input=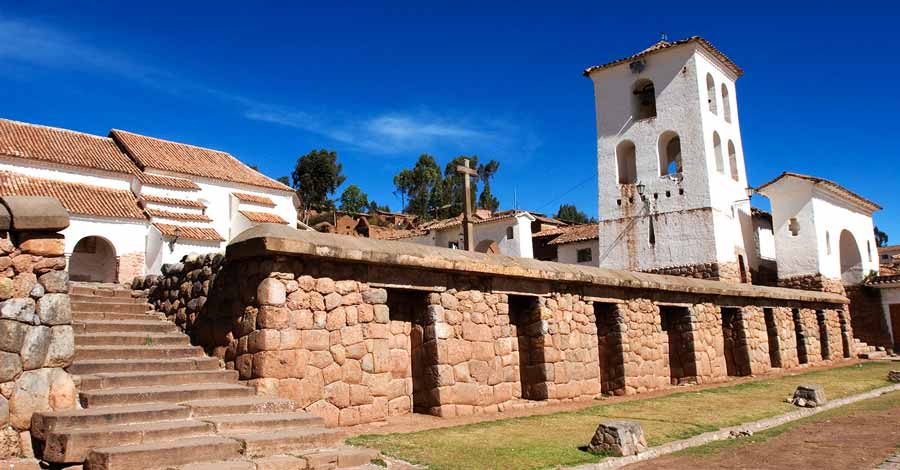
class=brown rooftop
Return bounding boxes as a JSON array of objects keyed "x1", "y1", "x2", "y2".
[
  {"x1": 141, "y1": 195, "x2": 206, "y2": 209},
  {"x1": 110, "y1": 129, "x2": 292, "y2": 192},
  {"x1": 547, "y1": 224, "x2": 600, "y2": 245},
  {"x1": 239, "y1": 210, "x2": 288, "y2": 225},
  {"x1": 153, "y1": 223, "x2": 224, "y2": 242},
  {"x1": 0, "y1": 118, "x2": 140, "y2": 176},
  {"x1": 138, "y1": 173, "x2": 201, "y2": 190},
  {"x1": 146, "y1": 208, "x2": 213, "y2": 222},
  {"x1": 583, "y1": 36, "x2": 743, "y2": 78},
  {"x1": 0, "y1": 170, "x2": 145, "y2": 220},
  {"x1": 233, "y1": 192, "x2": 277, "y2": 207}
]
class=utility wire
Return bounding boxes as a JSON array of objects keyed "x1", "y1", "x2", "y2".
[{"x1": 534, "y1": 173, "x2": 598, "y2": 213}]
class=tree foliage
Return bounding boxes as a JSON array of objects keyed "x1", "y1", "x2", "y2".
[
  {"x1": 291, "y1": 149, "x2": 346, "y2": 213},
  {"x1": 478, "y1": 160, "x2": 500, "y2": 212},
  {"x1": 339, "y1": 184, "x2": 369, "y2": 215},
  {"x1": 875, "y1": 226, "x2": 889, "y2": 247},
  {"x1": 393, "y1": 155, "x2": 501, "y2": 220},
  {"x1": 556, "y1": 204, "x2": 595, "y2": 224},
  {"x1": 393, "y1": 155, "x2": 443, "y2": 219},
  {"x1": 276, "y1": 175, "x2": 290, "y2": 186}
]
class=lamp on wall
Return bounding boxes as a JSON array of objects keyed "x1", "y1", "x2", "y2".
[
  {"x1": 169, "y1": 227, "x2": 182, "y2": 252},
  {"x1": 635, "y1": 181, "x2": 646, "y2": 196}
]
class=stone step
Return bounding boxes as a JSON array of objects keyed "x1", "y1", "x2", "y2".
[
  {"x1": 79, "y1": 383, "x2": 256, "y2": 408},
  {"x1": 302, "y1": 446, "x2": 381, "y2": 470},
  {"x1": 69, "y1": 357, "x2": 220, "y2": 375},
  {"x1": 201, "y1": 411, "x2": 324, "y2": 433},
  {"x1": 70, "y1": 295, "x2": 148, "y2": 304},
  {"x1": 75, "y1": 332, "x2": 189, "y2": 347},
  {"x1": 859, "y1": 350, "x2": 888, "y2": 359},
  {"x1": 179, "y1": 461, "x2": 255, "y2": 470},
  {"x1": 85, "y1": 436, "x2": 243, "y2": 470},
  {"x1": 74, "y1": 320, "x2": 178, "y2": 334},
  {"x1": 229, "y1": 428, "x2": 345, "y2": 458},
  {"x1": 182, "y1": 396, "x2": 296, "y2": 417},
  {"x1": 74, "y1": 345, "x2": 204, "y2": 361},
  {"x1": 79, "y1": 370, "x2": 239, "y2": 391},
  {"x1": 32, "y1": 403, "x2": 191, "y2": 440},
  {"x1": 72, "y1": 302, "x2": 150, "y2": 314},
  {"x1": 69, "y1": 286, "x2": 135, "y2": 298},
  {"x1": 74, "y1": 311, "x2": 160, "y2": 321},
  {"x1": 43, "y1": 419, "x2": 214, "y2": 463}
]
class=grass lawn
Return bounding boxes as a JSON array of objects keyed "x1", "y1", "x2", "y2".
[{"x1": 348, "y1": 362, "x2": 897, "y2": 470}]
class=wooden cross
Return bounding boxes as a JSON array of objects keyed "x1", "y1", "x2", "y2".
[{"x1": 455, "y1": 158, "x2": 478, "y2": 251}]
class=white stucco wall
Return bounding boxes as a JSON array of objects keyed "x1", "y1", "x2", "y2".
[
  {"x1": 557, "y1": 239, "x2": 600, "y2": 266},
  {"x1": 589, "y1": 43, "x2": 747, "y2": 271},
  {"x1": 0, "y1": 156, "x2": 134, "y2": 191},
  {"x1": 410, "y1": 215, "x2": 535, "y2": 258}
]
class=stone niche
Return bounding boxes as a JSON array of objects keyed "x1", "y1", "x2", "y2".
[
  {"x1": 133, "y1": 227, "x2": 854, "y2": 426},
  {"x1": 0, "y1": 197, "x2": 76, "y2": 459}
]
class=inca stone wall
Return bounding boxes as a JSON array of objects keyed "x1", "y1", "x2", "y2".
[
  {"x1": 779, "y1": 274, "x2": 846, "y2": 296},
  {"x1": 0, "y1": 198, "x2": 75, "y2": 459},
  {"x1": 132, "y1": 226, "x2": 857, "y2": 426}
]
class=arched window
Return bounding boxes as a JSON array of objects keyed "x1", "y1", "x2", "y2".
[
  {"x1": 713, "y1": 132, "x2": 724, "y2": 173},
  {"x1": 658, "y1": 131, "x2": 682, "y2": 176},
  {"x1": 721, "y1": 84, "x2": 732, "y2": 123},
  {"x1": 632, "y1": 79, "x2": 657, "y2": 120},
  {"x1": 706, "y1": 74, "x2": 717, "y2": 114},
  {"x1": 728, "y1": 140, "x2": 739, "y2": 181},
  {"x1": 616, "y1": 140, "x2": 637, "y2": 184}
]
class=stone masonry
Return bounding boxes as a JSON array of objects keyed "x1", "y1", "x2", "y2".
[
  {"x1": 132, "y1": 225, "x2": 856, "y2": 426},
  {"x1": 0, "y1": 197, "x2": 75, "y2": 459}
]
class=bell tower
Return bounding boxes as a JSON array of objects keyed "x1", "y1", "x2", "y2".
[{"x1": 584, "y1": 37, "x2": 753, "y2": 283}]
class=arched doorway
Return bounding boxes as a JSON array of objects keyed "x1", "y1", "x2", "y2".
[
  {"x1": 69, "y1": 236, "x2": 118, "y2": 283},
  {"x1": 475, "y1": 239, "x2": 499, "y2": 254},
  {"x1": 838, "y1": 230, "x2": 863, "y2": 285}
]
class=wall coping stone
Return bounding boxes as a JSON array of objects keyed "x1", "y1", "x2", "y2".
[
  {"x1": 227, "y1": 224, "x2": 848, "y2": 305},
  {"x1": 0, "y1": 197, "x2": 69, "y2": 232}
]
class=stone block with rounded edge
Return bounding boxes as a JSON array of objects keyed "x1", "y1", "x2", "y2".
[
  {"x1": 792, "y1": 384, "x2": 826, "y2": 408},
  {"x1": 0, "y1": 197, "x2": 69, "y2": 232},
  {"x1": 257, "y1": 278, "x2": 286, "y2": 305},
  {"x1": 887, "y1": 370, "x2": 900, "y2": 383},
  {"x1": 588, "y1": 420, "x2": 647, "y2": 456}
]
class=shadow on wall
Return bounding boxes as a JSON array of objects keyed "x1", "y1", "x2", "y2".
[{"x1": 69, "y1": 236, "x2": 117, "y2": 283}]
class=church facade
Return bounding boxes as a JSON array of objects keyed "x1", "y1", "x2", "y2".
[{"x1": 0, "y1": 119, "x2": 298, "y2": 284}]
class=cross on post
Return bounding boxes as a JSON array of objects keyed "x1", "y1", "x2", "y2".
[{"x1": 455, "y1": 158, "x2": 478, "y2": 251}]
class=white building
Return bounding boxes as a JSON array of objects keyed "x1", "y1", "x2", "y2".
[
  {"x1": 585, "y1": 36, "x2": 753, "y2": 283},
  {"x1": 547, "y1": 224, "x2": 600, "y2": 266},
  {"x1": 0, "y1": 118, "x2": 298, "y2": 284},
  {"x1": 756, "y1": 172, "x2": 881, "y2": 292},
  {"x1": 399, "y1": 211, "x2": 536, "y2": 258}
]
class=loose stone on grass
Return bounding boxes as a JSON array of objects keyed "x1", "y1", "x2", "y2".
[
  {"x1": 792, "y1": 384, "x2": 827, "y2": 408},
  {"x1": 588, "y1": 419, "x2": 647, "y2": 457}
]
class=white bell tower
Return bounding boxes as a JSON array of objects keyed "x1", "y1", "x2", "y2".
[{"x1": 584, "y1": 37, "x2": 753, "y2": 283}]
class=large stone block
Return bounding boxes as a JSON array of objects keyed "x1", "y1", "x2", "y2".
[
  {"x1": 36, "y1": 294, "x2": 70, "y2": 326},
  {"x1": 257, "y1": 278, "x2": 286, "y2": 306},
  {"x1": 0, "y1": 299, "x2": 35, "y2": 324},
  {"x1": 588, "y1": 420, "x2": 647, "y2": 457},
  {"x1": 19, "y1": 326, "x2": 49, "y2": 370},
  {"x1": 1, "y1": 197, "x2": 69, "y2": 232},
  {"x1": 792, "y1": 384, "x2": 826, "y2": 408},
  {"x1": 44, "y1": 326, "x2": 74, "y2": 368},
  {"x1": 0, "y1": 320, "x2": 27, "y2": 353},
  {"x1": 0, "y1": 351, "x2": 22, "y2": 382},
  {"x1": 18, "y1": 234, "x2": 64, "y2": 257}
]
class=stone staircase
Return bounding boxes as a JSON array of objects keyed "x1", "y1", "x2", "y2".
[
  {"x1": 32, "y1": 283, "x2": 379, "y2": 470},
  {"x1": 854, "y1": 338, "x2": 890, "y2": 360}
]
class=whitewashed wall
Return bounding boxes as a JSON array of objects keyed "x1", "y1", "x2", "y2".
[
  {"x1": 557, "y1": 239, "x2": 600, "y2": 266},
  {"x1": 0, "y1": 157, "x2": 134, "y2": 191}
]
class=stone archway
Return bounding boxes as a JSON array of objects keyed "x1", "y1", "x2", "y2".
[
  {"x1": 838, "y1": 230, "x2": 864, "y2": 285},
  {"x1": 475, "y1": 239, "x2": 499, "y2": 254},
  {"x1": 69, "y1": 236, "x2": 118, "y2": 283}
]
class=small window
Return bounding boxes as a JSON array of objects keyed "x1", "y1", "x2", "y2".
[
  {"x1": 728, "y1": 140, "x2": 739, "y2": 181},
  {"x1": 616, "y1": 140, "x2": 637, "y2": 184},
  {"x1": 721, "y1": 84, "x2": 732, "y2": 123},
  {"x1": 577, "y1": 248, "x2": 592, "y2": 263},
  {"x1": 788, "y1": 218, "x2": 800, "y2": 236},
  {"x1": 706, "y1": 74, "x2": 717, "y2": 114},
  {"x1": 506, "y1": 226, "x2": 515, "y2": 240},
  {"x1": 826, "y1": 231, "x2": 832, "y2": 255},
  {"x1": 658, "y1": 131, "x2": 682, "y2": 176},
  {"x1": 632, "y1": 79, "x2": 657, "y2": 120},
  {"x1": 713, "y1": 132, "x2": 724, "y2": 173}
]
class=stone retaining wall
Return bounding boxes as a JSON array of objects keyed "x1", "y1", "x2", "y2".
[
  {"x1": 132, "y1": 225, "x2": 857, "y2": 426},
  {"x1": 0, "y1": 197, "x2": 75, "y2": 459}
]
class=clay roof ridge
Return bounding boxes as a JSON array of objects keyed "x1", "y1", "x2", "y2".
[
  {"x1": 583, "y1": 36, "x2": 743, "y2": 78},
  {"x1": 1, "y1": 118, "x2": 112, "y2": 142},
  {"x1": 756, "y1": 171, "x2": 882, "y2": 212}
]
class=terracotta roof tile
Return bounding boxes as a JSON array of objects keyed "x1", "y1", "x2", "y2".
[
  {"x1": 0, "y1": 118, "x2": 140, "y2": 175},
  {"x1": 141, "y1": 195, "x2": 206, "y2": 209},
  {"x1": 111, "y1": 129, "x2": 292, "y2": 192},
  {"x1": 0, "y1": 170, "x2": 145, "y2": 220},
  {"x1": 583, "y1": 36, "x2": 743, "y2": 78},
  {"x1": 153, "y1": 223, "x2": 224, "y2": 242},
  {"x1": 422, "y1": 212, "x2": 528, "y2": 232},
  {"x1": 239, "y1": 210, "x2": 288, "y2": 225},
  {"x1": 547, "y1": 224, "x2": 599, "y2": 245},
  {"x1": 146, "y1": 208, "x2": 212, "y2": 222},
  {"x1": 138, "y1": 173, "x2": 200, "y2": 190},
  {"x1": 233, "y1": 192, "x2": 276, "y2": 207},
  {"x1": 756, "y1": 172, "x2": 881, "y2": 213}
]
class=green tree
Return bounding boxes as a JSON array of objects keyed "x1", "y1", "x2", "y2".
[
  {"x1": 393, "y1": 155, "x2": 443, "y2": 219},
  {"x1": 339, "y1": 185, "x2": 369, "y2": 215},
  {"x1": 875, "y1": 226, "x2": 889, "y2": 247},
  {"x1": 477, "y1": 160, "x2": 500, "y2": 212},
  {"x1": 276, "y1": 175, "x2": 290, "y2": 186},
  {"x1": 291, "y1": 149, "x2": 346, "y2": 215},
  {"x1": 556, "y1": 204, "x2": 595, "y2": 224},
  {"x1": 443, "y1": 156, "x2": 480, "y2": 217},
  {"x1": 366, "y1": 201, "x2": 391, "y2": 214}
]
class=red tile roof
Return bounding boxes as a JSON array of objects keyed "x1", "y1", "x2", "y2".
[
  {"x1": 153, "y1": 223, "x2": 224, "y2": 242},
  {"x1": 111, "y1": 130, "x2": 292, "y2": 192},
  {"x1": 0, "y1": 118, "x2": 140, "y2": 175},
  {"x1": 0, "y1": 170, "x2": 145, "y2": 220},
  {"x1": 239, "y1": 210, "x2": 288, "y2": 225},
  {"x1": 756, "y1": 172, "x2": 881, "y2": 213},
  {"x1": 138, "y1": 172, "x2": 201, "y2": 190},
  {"x1": 583, "y1": 36, "x2": 743, "y2": 78},
  {"x1": 141, "y1": 195, "x2": 206, "y2": 209},
  {"x1": 146, "y1": 208, "x2": 212, "y2": 222},
  {"x1": 547, "y1": 224, "x2": 599, "y2": 245},
  {"x1": 233, "y1": 192, "x2": 276, "y2": 207}
]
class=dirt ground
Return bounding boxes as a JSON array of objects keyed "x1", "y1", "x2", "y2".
[{"x1": 624, "y1": 397, "x2": 900, "y2": 470}]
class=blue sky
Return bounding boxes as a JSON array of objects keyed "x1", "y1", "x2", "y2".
[{"x1": 1, "y1": 2, "x2": 898, "y2": 238}]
